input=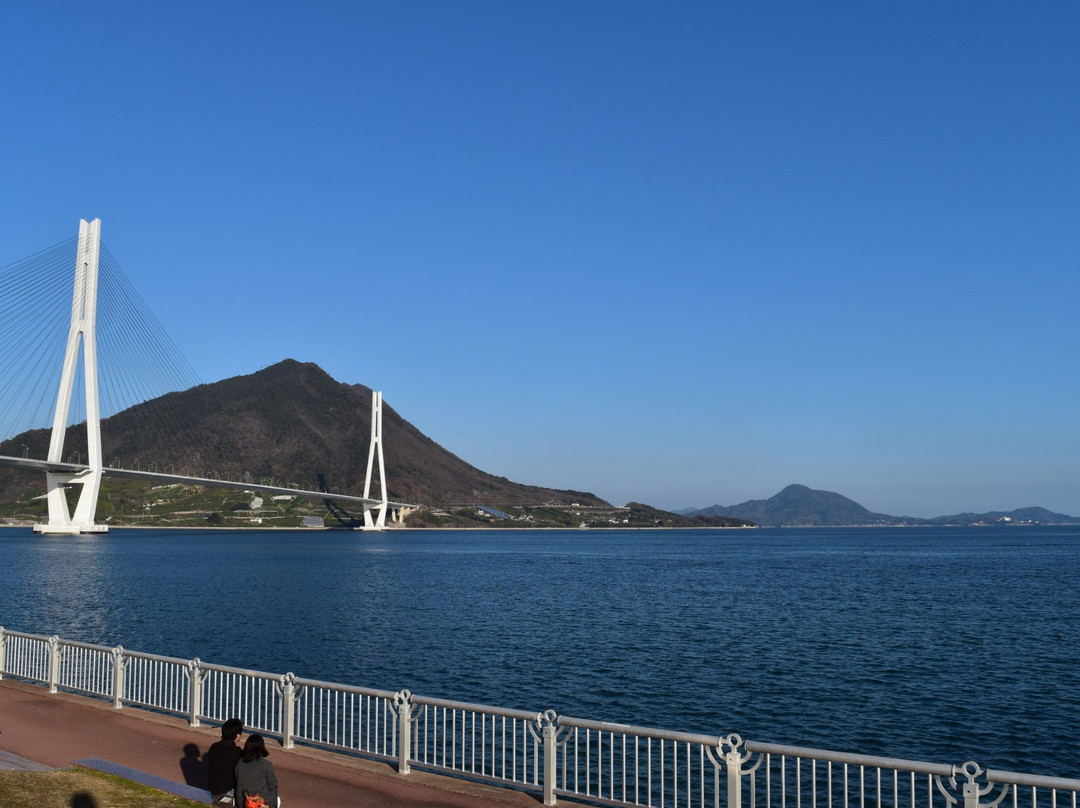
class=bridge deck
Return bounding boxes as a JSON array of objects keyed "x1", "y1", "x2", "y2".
[{"x1": 0, "y1": 455, "x2": 415, "y2": 509}]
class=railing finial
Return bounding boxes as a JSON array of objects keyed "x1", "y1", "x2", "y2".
[
  {"x1": 47, "y1": 635, "x2": 60, "y2": 693},
  {"x1": 529, "y1": 710, "x2": 569, "y2": 806},
  {"x1": 936, "y1": 760, "x2": 1011, "y2": 808}
]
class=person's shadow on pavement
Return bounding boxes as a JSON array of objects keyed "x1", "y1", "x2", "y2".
[{"x1": 180, "y1": 742, "x2": 209, "y2": 789}]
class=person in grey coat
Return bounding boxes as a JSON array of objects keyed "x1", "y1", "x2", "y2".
[{"x1": 234, "y1": 734, "x2": 278, "y2": 807}]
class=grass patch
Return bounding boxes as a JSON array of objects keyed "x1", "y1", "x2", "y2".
[{"x1": 0, "y1": 768, "x2": 207, "y2": 808}]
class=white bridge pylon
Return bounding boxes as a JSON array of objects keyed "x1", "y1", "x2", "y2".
[
  {"x1": 35, "y1": 219, "x2": 106, "y2": 534},
  {"x1": 363, "y1": 390, "x2": 387, "y2": 529},
  {"x1": 24, "y1": 218, "x2": 405, "y2": 534}
]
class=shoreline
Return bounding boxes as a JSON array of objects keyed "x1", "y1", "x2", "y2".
[
  {"x1": 2, "y1": 522, "x2": 1063, "y2": 533},
  {"x1": 0, "y1": 522, "x2": 758, "y2": 532}
]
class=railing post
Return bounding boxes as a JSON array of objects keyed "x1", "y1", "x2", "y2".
[
  {"x1": 528, "y1": 710, "x2": 570, "y2": 806},
  {"x1": 708, "y1": 734, "x2": 757, "y2": 808},
  {"x1": 964, "y1": 775, "x2": 981, "y2": 808},
  {"x1": 281, "y1": 673, "x2": 296, "y2": 749},
  {"x1": 188, "y1": 658, "x2": 203, "y2": 727},
  {"x1": 540, "y1": 710, "x2": 560, "y2": 806},
  {"x1": 47, "y1": 635, "x2": 60, "y2": 693},
  {"x1": 111, "y1": 646, "x2": 126, "y2": 709},
  {"x1": 393, "y1": 689, "x2": 413, "y2": 774},
  {"x1": 0, "y1": 626, "x2": 6, "y2": 679},
  {"x1": 726, "y1": 738, "x2": 743, "y2": 808}
]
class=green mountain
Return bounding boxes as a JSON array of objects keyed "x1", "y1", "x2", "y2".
[{"x1": 696, "y1": 484, "x2": 908, "y2": 527}]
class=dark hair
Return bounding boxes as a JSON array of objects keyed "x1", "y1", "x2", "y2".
[
  {"x1": 241, "y1": 733, "x2": 269, "y2": 762},
  {"x1": 222, "y1": 718, "x2": 244, "y2": 741}
]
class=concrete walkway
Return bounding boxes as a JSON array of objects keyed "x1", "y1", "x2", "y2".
[{"x1": 0, "y1": 679, "x2": 541, "y2": 807}]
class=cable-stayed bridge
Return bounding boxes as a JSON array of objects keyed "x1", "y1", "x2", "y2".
[{"x1": 0, "y1": 219, "x2": 412, "y2": 533}]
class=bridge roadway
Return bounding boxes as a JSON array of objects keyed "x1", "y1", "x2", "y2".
[
  {"x1": 0, "y1": 455, "x2": 414, "y2": 511},
  {"x1": 0, "y1": 678, "x2": 535, "y2": 807}
]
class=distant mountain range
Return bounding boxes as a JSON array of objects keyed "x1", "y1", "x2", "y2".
[
  {"x1": 4, "y1": 362, "x2": 1072, "y2": 530},
  {"x1": 682, "y1": 483, "x2": 1080, "y2": 527},
  {"x1": 0, "y1": 359, "x2": 750, "y2": 527}
]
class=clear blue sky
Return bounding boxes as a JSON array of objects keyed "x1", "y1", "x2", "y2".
[{"x1": 2, "y1": 2, "x2": 1078, "y2": 517}]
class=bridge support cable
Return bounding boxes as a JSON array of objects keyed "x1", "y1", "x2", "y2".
[
  {"x1": 98, "y1": 244, "x2": 201, "y2": 413},
  {"x1": 0, "y1": 231, "x2": 207, "y2": 460},
  {"x1": 35, "y1": 219, "x2": 107, "y2": 534},
  {"x1": 0, "y1": 238, "x2": 81, "y2": 445},
  {"x1": 94, "y1": 243, "x2": 209, "y2": 468}
]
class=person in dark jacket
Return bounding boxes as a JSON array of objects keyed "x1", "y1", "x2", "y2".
[
  {"x1": 206, "y1": 718, "x2": 244, "y2": 805},
  {"x1": 235, "y1": 733, "x2": 278, "y2": 807}
]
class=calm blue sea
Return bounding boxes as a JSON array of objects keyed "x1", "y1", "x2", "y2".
[{"x1": 1, "y1": 526, "x2": 1078, "y2": 778}]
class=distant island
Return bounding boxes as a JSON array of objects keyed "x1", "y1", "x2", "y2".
[{"x1": 681, "y1": 483, "x2": 1080, "y2": 527}]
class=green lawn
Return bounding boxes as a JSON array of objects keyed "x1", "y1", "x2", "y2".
[{"x1": 0, "y1": 768, "x2": 207, "y2": 808}]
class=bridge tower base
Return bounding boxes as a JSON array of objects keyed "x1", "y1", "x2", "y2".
[{"x1": 34, "y1": 218, "x2": 107, "y2": 535}]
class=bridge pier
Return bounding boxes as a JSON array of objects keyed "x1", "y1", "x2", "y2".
[{"x1": 34, "y1": 469, "x2": 108, "y2": 534}]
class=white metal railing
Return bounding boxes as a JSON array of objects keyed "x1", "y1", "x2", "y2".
[
  {"x1": 1, "y1": 631, "x2": 52, "y2": 686},
  {"x1": 1, "y1": 626, "x2": 1078, "y2": 808},
  {"x1": 290, "y1": 676, "x2": 399, "y2": 762},
  {"x1": 554, "y1": 715, "x2": 727, "y2": 807},
  {"x1": 56, "y1": 639, "x2": 114, "y2": 699},
  {"x1": 198, "y1": 662, "x2": 286, "y2": 738},
  {"x1": 410, "y1": 694, "x2": 543, "y2": 787},
  {"x1": 742, "y1": 741, "x2": 956, "y2": 808},
  {"x1": 122, "y1": 648, "x2": 192, "y2": 716}
]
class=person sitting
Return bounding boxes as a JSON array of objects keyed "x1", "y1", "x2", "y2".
[
  {"x1": 206, "y1": 718, "x2": 244, "y2": 805},
  {"x1": 235, "y1": 733, "x2": 279, "y2": 807}
]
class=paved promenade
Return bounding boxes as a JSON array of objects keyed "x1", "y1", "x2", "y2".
[{"x1": 0, "y1": 679, "x2": 540, "y2": 807}]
